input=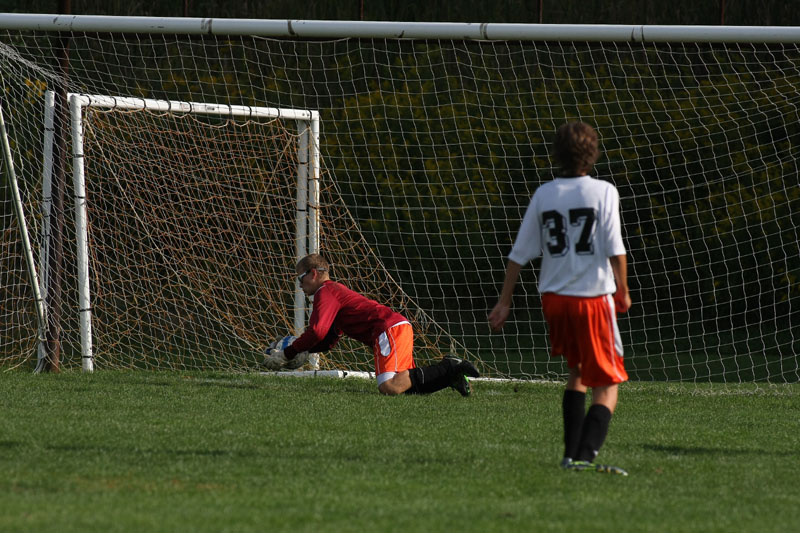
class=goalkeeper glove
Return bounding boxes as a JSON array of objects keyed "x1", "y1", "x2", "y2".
[
  {"x1": 262, "y1": 348, "x2": 288, "y2": 371},
  {"x1": 284, "y1": 351, "x2": 309, "y2": 370}
]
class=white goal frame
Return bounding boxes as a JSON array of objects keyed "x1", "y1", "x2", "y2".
[
  {"x1": 41, "y1": 92, "x2": 321, "y2": 372},
  {"x1": 3, "y1": 14, "x2": 800, "y2": 43},
  {"x1": 1, "y1": 14, "x2": 798, "y2": 381}
]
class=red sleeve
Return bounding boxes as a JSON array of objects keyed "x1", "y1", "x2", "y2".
[
  {"x1": 308, "y1": 327, "x2": 342, "y2": 353},
  {"x1": 285, "y1": 284, "x2": 340, "y2": 356}
]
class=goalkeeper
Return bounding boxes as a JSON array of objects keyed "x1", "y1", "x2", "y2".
[
  {"x1": 488, "y1": 121, "x2": 632, "y2": 475},
  {"x1": 263, "y1": 253, "x2": 479, "y2": 396}
]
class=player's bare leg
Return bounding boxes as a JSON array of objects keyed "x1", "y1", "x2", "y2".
[
  {"x1": 566, "y1": 365, "x2": 587, "y2": 393},
  {"x1": 377, "y1": 357, "x2": 479, "y2": 396},
  {"x1": 378, "y1": 371, "x2": 412, "y2": 395},
  {"x1": 591, "y1": 384, "x2": 618, "y2": 413}
]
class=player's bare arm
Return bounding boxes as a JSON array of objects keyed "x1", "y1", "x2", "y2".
[
  {"x1": 609, "y1": 254, "x2": 631, "y2": 313},
  {"x1": 488, "y1": 259, "x2": 523, "y2": 331}
]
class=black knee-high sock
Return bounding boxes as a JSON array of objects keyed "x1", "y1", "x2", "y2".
[
  {"x1": 575, "y1": 404, "x2": 612, "y2": 462},
  {"x1": 405, "y1": 362, "x2": 453, "y2": 395},
  {"x1": 562, "y1": 390, "x2": 586, "y2": 460}
]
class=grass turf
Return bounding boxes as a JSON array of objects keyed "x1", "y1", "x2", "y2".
[{"x1": 1, "y1": 371, "x2": 798, "y2": 532}]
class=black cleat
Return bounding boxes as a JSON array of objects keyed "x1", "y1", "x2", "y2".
[
  {"x1": 450, "y1": 373, "x2": 472, "y2": 397},
  {"x1": 442, "y1": 355, "x2": 480, "y2": 378}
]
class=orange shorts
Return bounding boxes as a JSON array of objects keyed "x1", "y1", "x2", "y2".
[
  {"x1": 541, "y1": 292, "x2": 628, "y2": 387},
  {"x1": 373, "y1": 322, "x2": 416, "y2": 386}
]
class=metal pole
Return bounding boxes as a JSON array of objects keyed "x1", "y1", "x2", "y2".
[
  {"x1": 41, "y1": 0, "x2": 72, "y2": 372},
  {"x1": 4, "y1": 15, "x2": 800, "y2": 43},
  {"x1": 308, "y1": 113, "x2": 320, "y2": 257},
  {"x1": 294, "y1": 121, "x2": 309, "y2": 338},
  {"x1": 0, "y1": 101, "x2": 48, "y2": 368},
  {"x1": 37, "y1": 91, "x2": 56, "y2": 371},
  {"x1": 68, "y1": 95, "x2": 94, "y2": 372}
]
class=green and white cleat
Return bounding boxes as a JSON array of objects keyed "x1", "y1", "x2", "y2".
[
  {"x1": 450, "y1": 374, "x2": 472, "y2": 397},
  {"x1": 564, "y1": 460, "x2": 628, "y2": 476},
  {"x1": 564, "y1": 460, "x2": 596, "y2": 472},
  {"x1": 594, "y1": 463, "x2": 629, "y2": 476}
]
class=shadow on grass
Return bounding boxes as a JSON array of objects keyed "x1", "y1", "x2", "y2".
[
  {"x1": 45, "y1": 443, "x2": 258, "y2": 458},
  {"x1": 120, "y1": 373, "x2": 376, "y2": 394},
  {"x1": 643, "y1": 444, "x2": 795, "y2": 457}
]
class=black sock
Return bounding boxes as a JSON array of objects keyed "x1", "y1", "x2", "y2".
[
  {"x1": 405, "y1": 362, "x2": 452, "y2": 395},
  {"x1": 575, "y1": 404, "x2": 612, "y2": 462},
  {"x1": 562, "y1": 389, "x2": 586, "y2": 460}
]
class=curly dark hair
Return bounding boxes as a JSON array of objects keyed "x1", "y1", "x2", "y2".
[{"x1": 552, "y1": 121, "x2": 600, "y2": 176}]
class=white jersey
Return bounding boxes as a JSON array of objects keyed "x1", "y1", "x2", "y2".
[{"x1": 508, "y1": 176, "x2": 626, "y2": 296}]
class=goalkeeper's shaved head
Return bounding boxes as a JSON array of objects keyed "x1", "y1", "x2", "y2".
[{"x1": 553, "y1": 121, "x2": 600, "y2": 177}]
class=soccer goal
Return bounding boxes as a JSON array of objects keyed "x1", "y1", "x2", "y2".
[
  {"x1": 42, "y1": 90, "x2": 453, "y2": 373},
  {"x1": 53, "y1": 93, "x2": 323, "y2": 371},
  {"x1": 0, "y1": 15, "x2": 798, "y2": 382}
]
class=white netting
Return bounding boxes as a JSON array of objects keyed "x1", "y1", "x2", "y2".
[
  {"x1": 65, "y1": 101, "x2": 454, "y2": 371},
  {"x1": 1, "y1": 26, "x2": 798, "y2": 380}
]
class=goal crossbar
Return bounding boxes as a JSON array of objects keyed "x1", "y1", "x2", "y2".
[
  {"x1": 1, "y1": 14, "x2": 800, "y2": 43},
  {"x1": 68, "y1": 94, "x2": 318, "y2": 122}
]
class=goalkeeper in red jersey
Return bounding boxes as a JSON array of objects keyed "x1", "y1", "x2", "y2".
[
  {"x1": 488, "y1": 121, "x2": 632, "y2": 475},
  {"x1": 263, "y1": 253, "x2": 479, "y2": 396}
]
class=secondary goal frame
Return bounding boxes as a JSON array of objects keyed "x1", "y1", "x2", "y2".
[{"x1": 43, "y1": 91, "x2": 321, "y2": 371}]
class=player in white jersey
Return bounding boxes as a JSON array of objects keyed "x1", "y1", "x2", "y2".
[{"x1": 488, "y1": 121, "x2": 632, "y2": 475}]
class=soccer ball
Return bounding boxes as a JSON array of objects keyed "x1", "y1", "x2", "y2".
[
  {"x1": 271, "y1": 335, "x2": 296, "y2": 352},
  {"x1": 265, "y1": 335, "x2": 308, "y2": 370}
]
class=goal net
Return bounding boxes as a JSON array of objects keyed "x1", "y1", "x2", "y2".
[
  {"x1": 56, "y1": 94, "x2": 452, "y2": 371},
  {"x1": 1, "y1": 17, "x2": 798, "y2": 381}
]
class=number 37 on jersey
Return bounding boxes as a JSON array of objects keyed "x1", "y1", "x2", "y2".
[{"x1": 542, "y1": 208, "x2": 597, "y2": 257}]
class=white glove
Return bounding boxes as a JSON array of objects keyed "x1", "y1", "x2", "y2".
[
  {"x1": 284, "y1": 350, "x2": 309, "y2": 370},
  {"x1": 262, "y1": 348, "x2": 288, "y2": 371}
]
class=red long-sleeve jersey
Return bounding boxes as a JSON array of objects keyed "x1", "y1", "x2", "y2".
[{"x1": 284, "y1": 280, "x2": 407, "y2": 357}]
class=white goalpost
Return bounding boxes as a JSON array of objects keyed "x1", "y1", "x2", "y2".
[
  {"x1": 42, "y1": 92, "x2": 322, "y2": 372},
  {"x1": 1, "y1": 15, "x2": 798, "y2": 382},
  {"x1": 0, "y1": 99, "x2": 47, "y2": 367},
  {"x1": 56, "y1": 93, "x2": 320, "y2": 372}
]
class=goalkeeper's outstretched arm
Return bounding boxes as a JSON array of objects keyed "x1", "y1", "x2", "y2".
[
  {"x1": 307, "y1": 328, "x2": 342, "y2": 354},
  {"x1": 284, "y1": 327, "x2": 340, "y2": 359}
]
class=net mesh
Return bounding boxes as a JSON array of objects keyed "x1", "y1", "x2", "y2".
[
  {"x1": 1, "y1": 29, "x2": 798, "y2": 381},
  {"x1": 75, "y1": 106, "x2": 450, "y2": 370}
]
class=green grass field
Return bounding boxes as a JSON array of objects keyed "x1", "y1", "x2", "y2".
[{"x1": 2, "y1": 371, "x2": 798, "y2": 532}]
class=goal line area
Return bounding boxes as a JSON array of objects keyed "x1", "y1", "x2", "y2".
[
  {"x1": 258, "y1": 370, "x2": 798, "y2": 397},
  {"x1": 0, "y1": 16, "x2": 798, "y2": 383}
]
